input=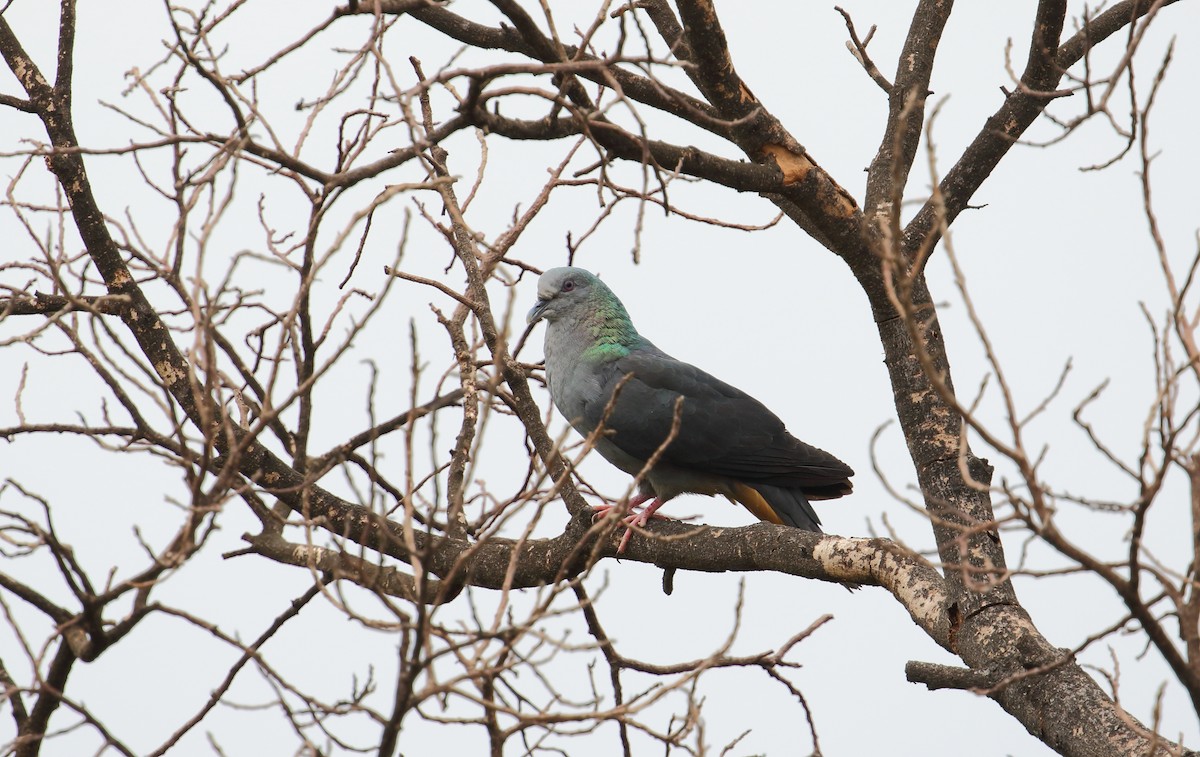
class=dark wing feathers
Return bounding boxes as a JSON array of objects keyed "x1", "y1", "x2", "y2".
[{"x1": 584, "y1": 349, "x2": 853, "y2": 494}]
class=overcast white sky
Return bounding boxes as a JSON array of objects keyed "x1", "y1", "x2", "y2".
[{"x1": 2, "y1": 2, "x2": 1199, "y2": 755}]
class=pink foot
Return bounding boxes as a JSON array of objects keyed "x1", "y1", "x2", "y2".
[
  {"x1": 592, "y1": 504, "x2": 672, "y2": 521},
  {"x1": 593, "y1": 496, "x2": 669, "y2": 553},
  {"x1": 591, "y1": 503, "x2": 623, "y2": 520},
  {"x1": 591, "y1": 491, "x2": 651, "y2": 522},
  {"x1": 616, "y1": 511, "x2": 648, "y2": 553}
]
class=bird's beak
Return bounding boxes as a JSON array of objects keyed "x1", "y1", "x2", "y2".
[{"x1": 527, "y1": 298, "x2": 549, "y2": 325}]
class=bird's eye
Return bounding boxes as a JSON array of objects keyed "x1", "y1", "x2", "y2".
[{"x1": 562, "y1": 280, "x2": 576, "y2": 292}]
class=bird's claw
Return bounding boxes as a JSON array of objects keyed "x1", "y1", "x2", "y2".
[{"x1": 591, "y1": 503, "x2": 668, "y2": 554}]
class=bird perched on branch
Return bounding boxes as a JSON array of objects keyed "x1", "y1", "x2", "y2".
[{"x1": 526, "y1": 266, "x2": 853, "y2": 553}]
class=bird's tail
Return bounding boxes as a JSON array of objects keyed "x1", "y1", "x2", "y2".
[{"x1": 729, "y1": 483, "x2": 822, "y2": 532}]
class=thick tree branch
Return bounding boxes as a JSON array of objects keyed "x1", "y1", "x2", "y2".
[
  {"x1": 673, "y1": 0, "x2": 861, "y2": 230},
  {"x1": 864, "y1": 0, "x2": 955, "y2": 214},
  {"x1": 0, "y1": 15, "x2": 209, "y2": 432},
  {"x1": 470, "y1": 109, "x2": 785, "y2": 193},
  {"x1": 0, "y1": 292, "x2": 132, "y2": 316},
  {"x1": 16, "y1": 643, "x2": 74, "y2": 757}
]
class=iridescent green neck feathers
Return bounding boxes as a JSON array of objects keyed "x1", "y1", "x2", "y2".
[{"x1": 580, "y1": 290, "x2": 638, "y2": 361}]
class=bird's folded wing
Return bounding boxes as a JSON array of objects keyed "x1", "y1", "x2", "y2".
[{"x1": 582, "y1": 350, "x2": 853, "y2": 489}]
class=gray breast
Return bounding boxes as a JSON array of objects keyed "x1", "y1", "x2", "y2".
[{"x1": 544, "y1": 322, "x2": 600, "y2": 430}]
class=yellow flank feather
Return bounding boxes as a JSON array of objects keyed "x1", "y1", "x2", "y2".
[{"x1": 726, "y1": 483, "x2": 783, "y2": 526}]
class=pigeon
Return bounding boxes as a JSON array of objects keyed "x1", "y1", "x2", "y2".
[{"x1": 526, "y1": 266, "x2": 853, "y2": 553}]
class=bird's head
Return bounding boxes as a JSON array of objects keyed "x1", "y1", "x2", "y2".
[{"x1": 526, "y1": 266, "x2": 605, "y2": 325}]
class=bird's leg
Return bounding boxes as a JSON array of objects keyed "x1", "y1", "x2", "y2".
[
  {"x1": 592, "y1": 491, "x2": 656, "y2": 521},
  {"x1": 593, "y1": 493, "x2": 673, "y2": 553},
  {"x1": 616, "y1": 497, "x2": 670, "y2": 553}
]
